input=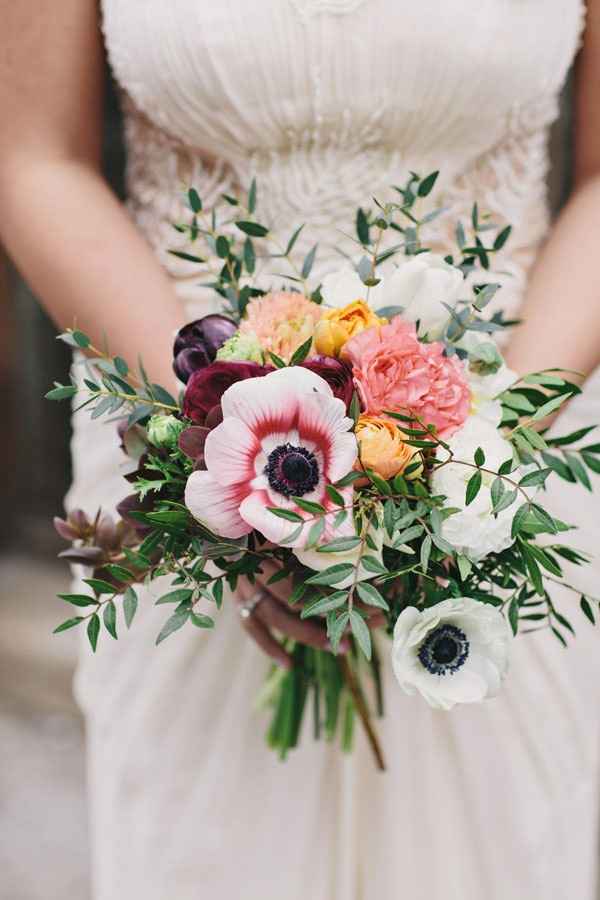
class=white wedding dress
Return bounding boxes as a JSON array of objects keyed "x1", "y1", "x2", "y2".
[{"x1": 67, "y1": 2, "x2": 600, "y2": 898}]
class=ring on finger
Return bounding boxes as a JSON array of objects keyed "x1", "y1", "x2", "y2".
[{"x1": 239, "y1": 589, "x2": 267, "y2": 620}]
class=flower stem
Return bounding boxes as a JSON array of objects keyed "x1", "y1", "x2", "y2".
[{"x1": 339, "y1": 654, "x2": 386, "y2": 771}]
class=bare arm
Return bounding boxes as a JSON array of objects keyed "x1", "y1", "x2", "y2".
[
  {"x1": 0, "y1": 0, "x2": 184, "y2": 388},
  {"x1": 505, "y1": 2, "x2": 600, "y2": 378}
]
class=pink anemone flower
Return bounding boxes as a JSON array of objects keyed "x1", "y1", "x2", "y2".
[{"x1": 184, "y1": 367, "x2": 358, "y2": 547}]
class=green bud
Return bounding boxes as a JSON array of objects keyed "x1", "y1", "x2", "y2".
[
  {"x1": 216, "y1": 331, "x2": 264, "y2": 364},
  {"x1": 147, "y1": 414, "x2": 185, "y2": 449},
  {"x1": 468, "y1": 341, "x2": 503, "y2": 375}
]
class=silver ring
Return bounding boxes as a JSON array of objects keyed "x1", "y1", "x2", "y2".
[{"x1": 239, "y1": 590, "x2": 266, "y2": 620}]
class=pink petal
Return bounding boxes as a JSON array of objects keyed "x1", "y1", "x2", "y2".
[
  {"x1": 296, "y1": 393, "x2": 356, "y2": 481},
  {"x1": 204, "y1": 417, "x2": 260, "y2": 486},
  {"x1": 239, "y1": 490, "x2": 307, "y2": 547},
  {"x1": 221, "y1": 367, "x2": 332, "y2": 439},
  {"x1": 185, "y1": 470, "x2": 251, "y2": 539}
]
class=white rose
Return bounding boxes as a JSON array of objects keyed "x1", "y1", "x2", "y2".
[
  {"x1": 431, "y1": 417, "x2": 520, "y2": 561},
  {"x1": 381, "y1": 253, "x2": 463, "y2": 338},
  {"x1": 391, "y1": 597, "x2": 511, "y2": 709},
  {"x1": 320, "y1": 267, "x2": 384, "y2": 310}
]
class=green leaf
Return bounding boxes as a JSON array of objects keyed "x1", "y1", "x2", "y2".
[
  {"x1": 356, "y1": 582, "x2": 389, "y2": 610},
  {"x1": 87, "y1": 614, "x2": 100, "y2": 652},
  {"x1": 243, "y1": 237, "x2": 256, "y2": 274},
  {"x1": 45, "y1": 385, "x2": 77, "y2": 401},
  {"x1": 103, "y1": 564, "x2": 133, "y2": 583},
  {"x1": 531, "y1": 394, "x2": 568, "y2": 421},
  {"x1": 564, "y1": 452, "x2": 592, "y2": 490},
  {"x1": 519, "y1": 542, "x2": 544, "y2": 596},
  {"x1": 58, "y1": 593, "x2": 99, "y2": 608},
  {"x1": 291, "y1": 497, "x2": 326, "y2": 514},
  {"x1": 235, "y1": 220, "x2": 269, "y2": 237},
  {"x1": 541, "y1": 451, "x2": 575, "y2": 482},
  {"x1": 457, "y1": 555, "x2": 472, "y2": 580},
  {"x1": 289, "y1": 336, "x2": 314, "y2": 366},
  {"x1": 493, "y1": 225, "x2": 512, "y2": 251},
  {"x1": 190, "y1": 612, "x2": 215, "y2": 629},
  {"x1": 349, "y1": 610, "x2": 372, "y2": 660},
  {"x1": 508, "y1": 596, "x2": 519, "y2": 635},
  {"x1": 511, "y1": 503, "x2": 531, "y2": 539},
  {"x1": 84, "y1": 578, "x2": 117, "y2": 596},
  {"x1": 103, "y1": 600, "x2": 118, "y2": 640},
  {"x1": 268, "y1": 352, "x2": 287, "y2": 369},
  {"x1": 316, "y1": 536, "x2": 362, "y2": 553},
  {"x1": 328, "y1": 611, "x2": 349, "y2": 654},
  {"x1": 266, "y1": 507, "x2": 304, "y2": 523},
  {"x1": 71, "y1": 329, "x2": 91, "y2": 348},
  {"x1": 156, "y1": 608, "x2": 190, "y2": 644},
  {"x1": 216, "y1": 235, "x2": 230, "y2": 258},
  {"x1": 301, "y1": 592, "x2": 348, "y2": 619},
  {"x1": 334, "y1": 470, "x2": 363, "y2": 487},
  {"x1": 188, "y1": 188, "x2": 202, "y2": 213},
  {"x1": 285, "y1": 224, "x2": 304, "y2": 255},
  {"x1": 305, "y1": 564, "x2": 355, "y2": 586},
  {"x1": 306, "y1": 518, "x2": 325, "y2": 547},
  {"x1": 361, "y1": 554, "x2": 388, "y2": 574},
  {"x1": 325, "y1": 484, "x2": 345, "y2": 506},
  {"x1": 519, "y1": 468, "x2": 552, "y2": 488},
  {"x1": 356, "y1": 207, "x2": 370, "y2": 244},
  {"x1": 582, "y1": 452, "x2": 600, "y2": 474},
  {"x1": 301, "y1": 244, "x2": 318, "y2": 279},
  {"x1": 420, "y1": 534, "x2": 432, "y2": 572},
  {"x1": 474, "y1": 447, "x2": 485, "y2": 467},
  {"x1": 465, "y1": 471, "x2": 482, "y2": 506},
  {"x1": 123, "y1": 587, "x2": 138, "y2": 629},
  {"x1": 580, "y1": 596, "x2": 596, "y2": 625},
  {"x1": 417, "y1": 170, "x2": 439, "y2": 197},
  {"x1": 213, "y1": 579, "x2": 224, "y2": 609},
  {"x1": 248, "y1": 177, "x2": 257, "y2": 214},
  {"x1": 155, "y1": 588, "x2": 194, "y2": 605},
  {"x1": 53, "y1": 616, "x2": 85, "y2": 634},
  {"x1": 168, "y1": 250, "x2": 206, "y2": 264}
]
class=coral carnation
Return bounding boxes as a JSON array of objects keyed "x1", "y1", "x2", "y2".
[
  {"x1": 239, "y1": 292, "x2": 323, "y2": 362},
  {"x1": 343, "y1": 318, "x2": 470, "y2": 438}
]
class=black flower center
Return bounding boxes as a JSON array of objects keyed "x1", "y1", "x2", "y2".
[
  {"x1": 265, "y1": 443, "x2": 320, "y2": 498},
  {"x1": 418, "y1": 624, "x2": 469, "y2": 676}
]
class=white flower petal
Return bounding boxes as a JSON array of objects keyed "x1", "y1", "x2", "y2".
[
  {"x1": 204, "y1": 417, "x2": 259, "y2": 486},
  {"x1": 321, "y1": 268, "x2": 385, "y2": 310},
  {"x1": 184, "y1": 470, "x2": 251, "y2": 539}
]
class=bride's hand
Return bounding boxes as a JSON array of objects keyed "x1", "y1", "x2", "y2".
[{"x1": 235, "y1": 561, "x2": 386, "y2": 669}]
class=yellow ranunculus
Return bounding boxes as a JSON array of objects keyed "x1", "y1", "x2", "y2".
[
  {"x1": 313, "y1": 300, "x2": 385, "y2": 357},
  {"x1": 355, "y1": 416, "x2": 422, "y2": 481}
]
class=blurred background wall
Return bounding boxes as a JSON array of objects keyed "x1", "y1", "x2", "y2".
[{"x1": 0, "y1": 72, "x2": 576, "y2": 899}]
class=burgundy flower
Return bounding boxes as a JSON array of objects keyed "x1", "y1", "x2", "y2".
[
  {"x1": 300, "y1": 355, "x2": 354, "y2": 408},
  {"x1": 173, "y1": 315, "x2": 237, "y2": 383},
  {"x1": 183, "y1": 361, "x2": 272, "y2": 425}
]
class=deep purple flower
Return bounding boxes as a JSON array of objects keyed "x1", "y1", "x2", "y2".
[
  {"x1": 182, "y1": 360, "x2": 272, "y2": 424},
  {"x1": 173, "y1": 314, "x2": 237, "y2": 383},
  {"x1": 300, "y1": 355, "x2": 354, "y2": 408}
]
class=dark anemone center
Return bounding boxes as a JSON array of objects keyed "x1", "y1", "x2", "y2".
[
  {"x1": 418, "y1": 624, "x2": 469, "y2": 677},
  {"x1": 265, "y1": 443, "x2": 320, "y2": 498}
]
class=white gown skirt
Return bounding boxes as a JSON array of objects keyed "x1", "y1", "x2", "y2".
[{"x1": 68, "y1": 355, "x2": 600, "y2": 900}]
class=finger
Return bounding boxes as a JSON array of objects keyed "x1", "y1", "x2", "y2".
[
  {"x1": 255, "y1": 562, "x2": 296, "y2": 606},
  {"x1": 241, "y1": 614, "x2": 293, "y2": 670},
  {"x1": 257, "y1": 595, "x2": 349, "y2": 652}
]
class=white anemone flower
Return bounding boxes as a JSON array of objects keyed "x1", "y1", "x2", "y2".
[
  {"x1": 184, "y1": 367, "x2": 358, "y2": 548},
  {"x1": 391, "y1": 597, "x2": 511, "y2": 709}
]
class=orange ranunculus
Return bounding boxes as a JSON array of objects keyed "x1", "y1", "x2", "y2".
[
  {"x1": 355, "y1": 415, "x2": 422, "y2": 481},
  {"x1": 313, "y1": 300, "x2": 385, "y2": 357}
]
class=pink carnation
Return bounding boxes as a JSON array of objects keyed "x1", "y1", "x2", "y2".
[
  {"x1": 240, "y1": 291, "x2": 322, "y2": 362},
  {"x1": 343, "y1": 318, "x2": 470, "y2": 437}
]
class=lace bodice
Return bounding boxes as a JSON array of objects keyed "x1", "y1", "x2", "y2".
[{"x1": 101, "y1": 0, "x2": 585, "y2": 319}]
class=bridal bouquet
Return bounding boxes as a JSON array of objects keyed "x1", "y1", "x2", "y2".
[{"x1": 49, "y1": 173, "x2": 599, "y2": 768}]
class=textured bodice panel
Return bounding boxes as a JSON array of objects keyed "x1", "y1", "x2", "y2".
[{"x1": 101, "y1": 0, "x2": 585, "y2": 317}]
